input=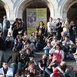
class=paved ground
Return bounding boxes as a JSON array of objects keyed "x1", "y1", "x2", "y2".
[
  {"x1": 3, "y1": 50, "x2": 77, "y2": 70},
  {"x1": 2, "y1": 50, "x2": 77, "y2": 76},
  {"x1": 35, "y1": 51, "x2": 77, "y2": 71}
]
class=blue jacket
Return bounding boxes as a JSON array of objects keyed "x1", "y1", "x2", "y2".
[{"x1": 43, "y1": 46, "x2": 52, "y2": 54}]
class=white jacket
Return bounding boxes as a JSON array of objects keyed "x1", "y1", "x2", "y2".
[{"x1": 0, "y1": 67, "x2": 13, "y2": 77}]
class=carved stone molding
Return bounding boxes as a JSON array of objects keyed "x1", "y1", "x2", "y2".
[
  {"x1": 57, "y1": 0, "x2": 60, "y2": 2},
  {"x1": 11, "y1": 0, "x2": 17, "y2": 4}
]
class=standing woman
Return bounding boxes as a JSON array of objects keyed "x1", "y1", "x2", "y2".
[
  {"x1": 37, "y1": 21, "x2": 45, "y2": 34},
  {"x1": 12, "y1": 18, "x2": 19, "y2": 38}
]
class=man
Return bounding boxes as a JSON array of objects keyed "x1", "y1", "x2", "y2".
[
  {"x1": 70, "y1": 21, "x2": 77, "y2": 43},
  {"x1": 43, "y1": 40, "x2": 52, "y2": 55},
  {"x1": 0, "y1": 61, "x2": 13, "y2": 77},
  {"x1": 56, "y1": 18, "x2": 62, "y2": 40},
  {"x1": 47, "y1": 17, "x2": 56, "y2": 35},
  {"x1": 62, "y1": 35, "x2": 75, "y2": 52},
  {"x1": 7, "y1": 48, "x2": 20, "y2": 75},
  {"x1": 47, "y1": 29, "x2": 54, "y2": 41},
  {"x1": 62, "y1": 35, "x2": 75, "y2": 60},
  {"x1": 3, "y1": 16, "x2": 10, "y2": 39}
]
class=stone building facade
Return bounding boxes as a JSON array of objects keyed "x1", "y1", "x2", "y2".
[{"x1": 0, "y1": 0, "x2": 77, "y2": 25}]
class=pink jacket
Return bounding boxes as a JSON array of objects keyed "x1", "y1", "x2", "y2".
[{"x1": 50, "y1": 49, "x2": 64, "y2": 63}]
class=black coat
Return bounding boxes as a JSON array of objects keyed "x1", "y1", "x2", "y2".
[
  {"x1": 0, "y1": 37, "x2": 5, "y2": 51},
  {"x1": 7, "y1": 52, "x2": 20, "y2": 64}
]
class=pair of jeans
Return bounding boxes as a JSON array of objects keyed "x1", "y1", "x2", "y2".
[
  {"x1": 45, "y1": 68, "x2": 52, "y2": 75},
  {"x1": 10, "y1": 62, "x2": 22, "y2": 75},
  {"x1": 10, "y1": 63, "x2": 17, "y2": 75},
  {"x1": 36, "y1": 41, "x2": 44, "y2": 51},
  {"x1": 3, "y1": 29, "x2": 8, "y2": 39},
  {"x1": 18, "y1": 62, "x2": 22, "y2": 69},
  {"x1": 64, "y1": 52, "x2": 75, "y2": 60}
]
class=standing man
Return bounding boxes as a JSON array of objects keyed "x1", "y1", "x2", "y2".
[
  {"x1": 70, "y1": 21, "x2": 77, "y2": 43},
  {"x1": 0, "y1": 61, "x2": 13, "y2": 77},
  {"x1": 47, "y1": 17, "x2": 53, "y2": 33},
  {"x1": 3, "y1": 16, "x2": 10, "y2": 39},
  {"x1": 47, "y1": 17, "x2": 56, "y2": 35},
  {"x1": 56, "y1": 18, "x2": 62, "y2": 40}
]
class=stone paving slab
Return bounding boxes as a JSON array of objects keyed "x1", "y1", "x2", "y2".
[{"x1": 3, "y1": 50, "x2": 77, "y2": 72}]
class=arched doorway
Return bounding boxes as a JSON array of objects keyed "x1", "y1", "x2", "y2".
[
  {"x1": 22, "y1": 1, "x2": 50, "y2": 30},
  {"x1": 16, "y1": 0, "x2": 54, "y2": 30},
  {"x1": 0, "y1": 0, "x2": 10, "y2": 24},
  {"x1": 0, "y1": 4, "x2": 6, "y2": 23},
  {"x1": 67, "y1": 3, "x2": 77, "y2": 24}
]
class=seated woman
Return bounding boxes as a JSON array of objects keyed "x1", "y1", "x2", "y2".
[
  {"x1": 49, "y1": 44, "x2": 64, "y2": 67},
  {"x1": 50, "y1": 61, "x2": 67, "y2": 77},
  {"x1": 38, "y1": 54, "x2": 47, "y2": 76},
  {"x1": 50, "y1": 61, "x2": 75, "y2": 77},
  {"x1": 45, "y1": 54, "x2": 54, "y2": 76},
  {"x1": 14, "y1": 69, "x2": 21, "y2": 77},
  {"x1": 22, "y1": 61, "x2": 37, "y2": 77}
]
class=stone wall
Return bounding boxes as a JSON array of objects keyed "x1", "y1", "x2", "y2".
[{"x1": 0, "y1": 0, "x2": 77, "y2": 23}]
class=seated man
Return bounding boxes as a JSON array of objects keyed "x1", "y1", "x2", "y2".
[
  {"x1": 5, "y1": 32, "x2": 14, "y2": 50},
  {"x1": 47, "y1": 29, "x2": 54, "y2": 41},
  {"x1": 62, "y1": 35, "x2": 76, "y2": 60},
  {"x1": 51, "y1": 36, "x2": 60, "y2": 46},
  {"x1": 43, "y1": 40, "x2": 52, "y2": 55},
  {"x1": 0, "y1": 61, "x2": 13, "y2": 77},
  {"x1": 62, "y1": 35, "x2": 75, "y2": 52}
]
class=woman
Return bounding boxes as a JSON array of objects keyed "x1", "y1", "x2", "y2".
[
  {"x1": 49, "y1": 44, "x2": 64, "y2": 66},
  {"x1": 50, "y1": 61, "x2": 67, "y2": 77},
  {"x1": 22, "y1": 31, "x2": 29, "y2": 40},
  {"x1": 37, "y1": 21, "x2": 45, "y2": 34},
  {"x1": 14, "y1": 69, "x2": 21, "y2": 77},
  {"x1": 45, "y1": 54, "x2": 53, "y2": 76},
  {"x1": 22, "y1": 61, "x2": 37, "y2": 77},
  {"x1": 12, "y1": 18, "x2": 19, "y2": 38},
  {"x1": 38, "y1": 54, "x2": 47, "y2": 76},
  {"x1": 50, "y1": 61, "x2": 75, "y2": 77}
]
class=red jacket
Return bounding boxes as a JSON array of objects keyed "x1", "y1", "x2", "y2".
[{"x1": 53, "y1": 67, "x2": 64, "y2": 77}]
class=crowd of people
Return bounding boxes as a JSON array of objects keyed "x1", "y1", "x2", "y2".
[{"x1": 0, "y1": 16, "x2": 77, "y2": 77}]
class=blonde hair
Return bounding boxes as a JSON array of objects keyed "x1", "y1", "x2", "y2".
[{"x1": 60, "y1": 61, "x2": 66, "y2": 67}]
